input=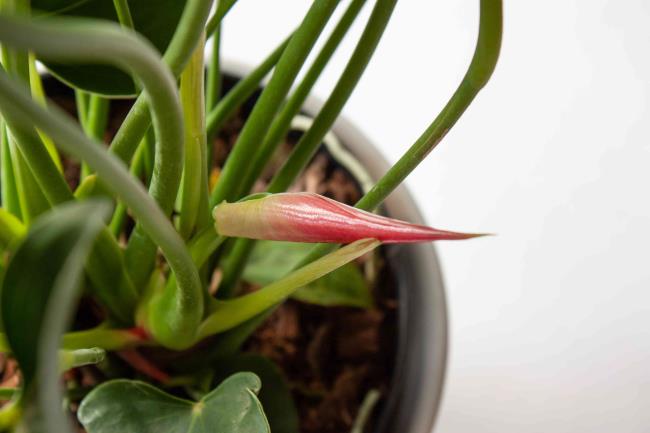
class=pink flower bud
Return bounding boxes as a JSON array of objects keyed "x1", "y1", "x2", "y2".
[{"x1": 213, "y1": 192, "x2": 485, "y2": 244}]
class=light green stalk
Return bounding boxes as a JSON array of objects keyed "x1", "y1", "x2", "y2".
[{"x1": 178, "y1": 32, "x2": 208, "y2": 239}]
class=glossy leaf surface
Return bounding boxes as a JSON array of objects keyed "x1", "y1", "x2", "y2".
[
  {"x1": 212, "y1": 354, "x2": 299, "y2": 433},
  {"x1": 78, "y1": 372, "x2": 270, "y2": 433}
]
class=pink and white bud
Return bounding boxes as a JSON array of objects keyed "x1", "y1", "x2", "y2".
[{"x1": 213, "y1": 192, "x2": 485, "y2": 244}]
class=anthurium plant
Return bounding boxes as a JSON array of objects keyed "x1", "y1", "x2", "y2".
[{"x1": 0, "y1": 0, "x2": 501, "y2": 431}]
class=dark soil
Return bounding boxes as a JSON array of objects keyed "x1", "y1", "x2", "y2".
[{"x1": 1, "y1": 75, "x2": 399, "y2": 433}]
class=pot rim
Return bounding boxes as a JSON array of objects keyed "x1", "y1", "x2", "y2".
[{"x1": 220, "y1": 59, "x2": 449, "y2": 433}]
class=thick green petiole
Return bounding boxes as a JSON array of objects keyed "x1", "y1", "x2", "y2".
[
  {"x1": 205, "y1": 24, "x2": 221, "y2": 112},
  {"x1": 80, "y1": 94, "x2": 110, "y2": 179},
  {"x1": 28, "y1": 53, "x2": 62, "y2": 171},
  {"x1": 209, "y1": 0, "x2": 341, "y2": 207},
  {"x1": 59, "y1": 348, "x2": 106, "y2": 371},
  {"x1": 0, "y1": 123, "x2": 21, "y2": 218},
  {"x1": 357, "y1": 0, "x2": 502, "y2": 212},
  {"x1": 109, "y1": 0, "x2": 216, "y2": 164},
  {"x1": 178, "y1": 32, "x2": 208, "y2": 239}
]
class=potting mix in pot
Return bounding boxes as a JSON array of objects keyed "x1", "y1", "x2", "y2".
[{"x1": 0, "y1": 0, "x2": 501, "y2": 432}]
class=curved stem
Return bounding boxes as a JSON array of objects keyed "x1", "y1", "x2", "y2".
[
  {"x1": 0, "y1": 69, "x2": 203, "y2": 348},
  {"x1": 109, "y1": 0, "x2": 215, "y2": 163},
  {"x1": 0, "y1": 16, "x2": 184, "y2": 210},
  {"x1": 209, "y1": 0, "x2": 341, "y2": 207},
  {"x1": 358, "y1": 0, "x2": 502, "y2": 210},
  {"x1": 0, "y1": 13, "x2": 186, "y2": 295}
]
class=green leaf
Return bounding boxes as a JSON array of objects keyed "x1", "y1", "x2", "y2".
[
  {"x1": 243, "y1": 241, "x2": 312, "y2": 285},
  {"x1": 1, "y1": 200, "x2": 110, "y2": 388},
  {"x1": 78, "y1": 372, "x2": 270, "y2": 433},
  {"x1": 244, "y1": 240, "x2": 373, "y2": 308},
  {"x1": 292, "y1": 262, "x2": 372, "y2": 308},
  {"x1": 212, "y1": 354, "x2": 299, "y2": 433},
  {"x1": 32, "y1": 0, "x2": 187, "y2": 96}
]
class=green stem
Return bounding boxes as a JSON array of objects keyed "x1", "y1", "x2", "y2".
[
  {"x1": 109, "y1": 138, "x2": 147, "y2": 237},
  {"x1": 112, "y1": 0, "x2": 135, "y2": 29},
  {"x1": 217, "y1": 237, "x2": 254, "y2": 298},
  {"x1": 357, "y1": 0, "x2": 502, "y2": 211},
  {"x1": 0, "y1": 69, "x2": 202, "y2": 348},
  {"x1": 62, "y1": 327, "x2": 148, "y2": 351},
  {"x1": 109, "y1": 0, "x2": 215, "y2": 163},
  {"x1": 205, "y1": 34, "x2": 291, "y2": 141},
  {"x1": 209, "y1": 0, "x2": 341, "y2": 207},
  {"x1": 75, "y1": 89, "x2": 89, "y2": 125},
  {"x1": 0, "y1": 123, "x2": 21, "y2": 218},
  {"x1": 178, "y1": 31, "x2": 207, "y2": 239},
  {"x1": 28, "y1": 53, "x2": 63, "y2": 171},
  {"x1": 59, "y1": 348, "x2": 106, "y2": 371},
  {"x1": 205, "y1": 0, "x2": 238, "y2": 36},
  {"x1": 267, "y1": 0, "x2": 397, "y2": 194},
  {"x1": 206, "y1": 24, "x2": 221, "y2": 112},
  {"x1": 5, "y1": 130, "x2": 52, "y2": 223},
  {"x1": 80, "y1": 94, "x2": 109, "y2": 178},
  {"x1": 238, "y1": 0, "x2": 367, "y2": 198}
]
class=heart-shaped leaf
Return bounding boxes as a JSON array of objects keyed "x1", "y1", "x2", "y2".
[
  {"x1": 212, "y1": 354, "x2": 299, "y2": 433},
  {"x1": 78, "y1": 372, "x2": 270, "y2": 433},
  {"x1": 244, "y1": 240, "x2": 373, "y2": 308},
  {"x1": 32, "y1": 0, "x2": 187, "y2": 96}
]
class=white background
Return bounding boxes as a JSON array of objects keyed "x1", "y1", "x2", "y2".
[{"x1": 221, "y1": 1, "x2": 650, "y2": 432}]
